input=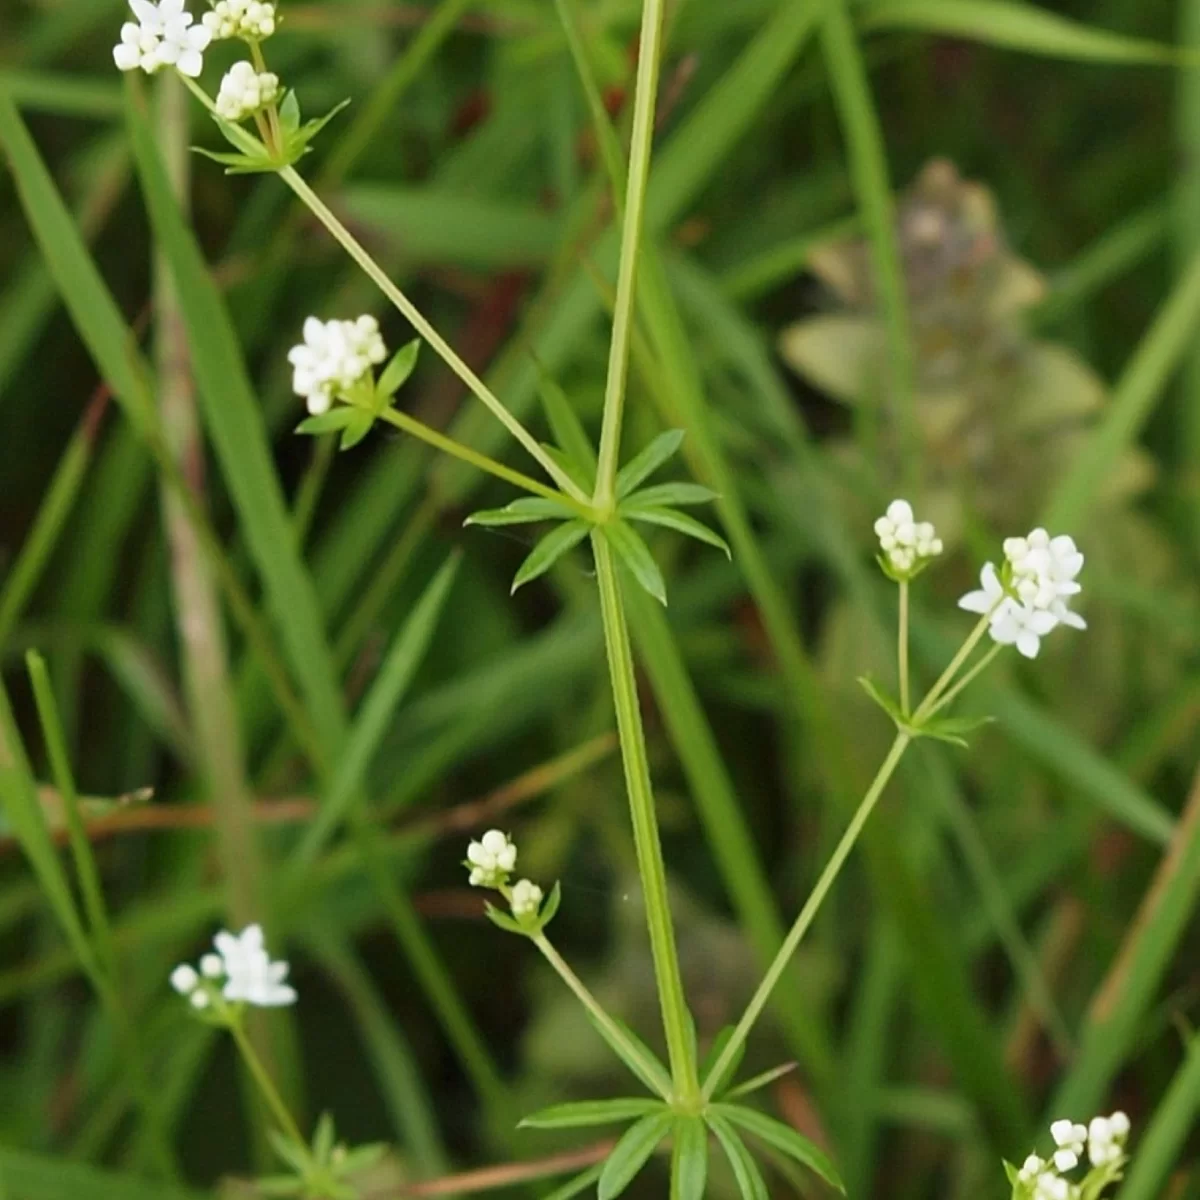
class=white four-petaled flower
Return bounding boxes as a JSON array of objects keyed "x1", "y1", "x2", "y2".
[
  {"x1": 874, "y1": 498, "x2": 943, "y2": 576},
  {"x1": 466, "y1": 829, "x2": 517, "y2": 888},
  {"x1": 169, "y1": 922, "x2": 297, "y2": 1011},
  {"x1": 215, "y1": 61, "x2": 280, "y2": 121},
  {"x1": 958, "y1": 527, "x2": 1085, "y2": 659},
  {"x1": 1049, "y1": 1118, "x2": 1088, "y2": 1172},
  {"x1": 113, "y1": 0, "x2": 212, "y2": 77},
  {"x1": 288, "y1": 315, "x2": 388, "y2": 415}
]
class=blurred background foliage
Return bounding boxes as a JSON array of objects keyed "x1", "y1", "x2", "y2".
[{"x1": 2, "y1": 0, "x2": 1200, "y2": 1196}]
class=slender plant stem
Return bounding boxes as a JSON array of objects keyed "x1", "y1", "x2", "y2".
[
  {"x1": 25, "y1": 653, "x2": 113, "y2": 968},
  {"x1": 898, "y1": 579, "x2": 910, "y2": 715},
  {"x1": 592, "y1": 532, "x2": 697, "y2": 1100},
  {"x1": 702, "y1": 732, "x2": 912, "y2": 1100},
  {"x1": 592, "y1": 0, "x2": 667, "y2": 508},
  {"x1": 911, "y1": 614, "x2": 992, "y2": 722},
  {"x1": 230, "y1": 1018, "x2": 307, "y2": 1149},
  {"x1": 277, "y1": 166, "x2": 589, "y2": 504},
  {"x1": 926, "y1": 643, "x2": 1004, "y2": 719},
  {"x1": 377, "y1": 407, "x2": 590, "y2": 513},
  {"x1": 533, "y1": 934, "x2": 672, "y2": 1100}
]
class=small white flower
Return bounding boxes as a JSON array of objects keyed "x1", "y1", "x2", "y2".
[
  {"x1": 215, "y1": 61, "x2": 280, "y2": 122},
  {"x1": 874, "y1": 498, "x2": 943, "y2": 577},
  {"x1": 170, "y1": 964, "x2": 199, "y2": 995},
  {"x1": 200, "y1": 952, "x2": 224, "y2": 978},
  {"x1": 113, "y1": 0, "x2": 211, "y2": 77},
  {"x1": 288, "y1": 315, "x2": 388, "y2": 415},
  {"x1": 1033, "y1": 1173, "x2": 1070, "y2": 1200},
  {"x1": 989, "y1": 597, "x2": 1059, "y2": 660},
  {"x1": 1087, "y1": 1111, "x2": 1131, "y2": 1167},
  {"x1": 189, "y1": 989, "x2": 211, "y2": 1009},
  {"x1": 213, "y1": 924, "x2": 297, "y2": 1007},
  {"x1": 1050, "y1": 1119, "x2": 1088, "y2": 1172},
  {"x1": 466, "y1": 829, "x2": 518, "y2": 888},
  {"x1": 1005, "y1": 529, "x2": 1087, "y2": 627},
  {"x1": 203, "y1": 0, "x2": 277, "y2": 40},
  {"x1": 1018, "y1": 1155, "x2": 1045, "y2": 1183},
  {"x1": 510, "y1": 879, "x2": 544, "y2": 920}
]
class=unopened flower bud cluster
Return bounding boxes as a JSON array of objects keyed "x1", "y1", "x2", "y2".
[
  {"x1": 1013, "y1": 1113, "x2": 1130, "y2": 1200},
  {"x1": 959, "y1": 526, "x2": 1085, "y2": 659},
  {"x1": 170, "y1": 923, "x2": 296, "y2": 1012},
  {"x1": 203, "y1": 0, "x2": 277, "y2": 40},
  {"x1": 288, "y1": 315, "x2": 388, "y2": 415},
  {"x1": 464, "y1": 830, "x2": 544, "y2": 923},
  {"x1": 874, "y1": 499, "x2": 943, "y2": 576},
  {"x1": 216, "y1": 61, "x2": 280, "y2": 121}
]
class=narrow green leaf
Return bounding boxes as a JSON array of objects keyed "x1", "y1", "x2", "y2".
[
  {"x1": 583, "y1": 1011, "x2": 674, "y2": 1098},
  {"x1": 670, "y1": 1118, "x2": 708, "y2": 1200},
  {"x1": 339, "y1": 411, "x2": 375, "y2": 450},
  {"x1": 858, "y1": 675, "x2": 905, "y2": 724},
  {"x1": 537, "y1": 879, "x2": 562, "y2": 929},
  {"x1": 268, "y1": 1130, "x2": 311, "y2": 1175},
  {"x1": 543, "y1": 1163, "x2": 605, "y2": 1200},
  {"x1": 296, "y1": 408, "x2": 356, "y2": 435},
  {"x1": 290, "y1": 98, "x2": 351, "y2": 154},
  {"x1": 622, "y1": 481, "x2": 720, "y2": 507},
  {"x1": 190, "y1": 146, "x2": 274, "y2": 173},
  {"x1": 598, "y1": 1111, "x2": 673, "y2": 1200},
  {"x1": 313, "y1": 1112, "x2": 336, "y2": 1164},
  {"x1": 725, "y1": 1062, "x2": 799, "y2": 1100},
  {"x1": 484, "y1": 903, "x2": 525, "y2": 935},
  {"x1": 706, "y1": 1115, "x2": 768, "y2": 1200},
  {"x1": 860, "y1": 0, "x2": 1182, "y2": 64},
  {"x1": 377, "y1": 339, "x2": 421, "y2": 399},
  {"x1": 279, "y1": 89, "x2": 300, "y2": 133},
  {"x1": 520, "y1": 1099, "x2": 664, "y2": 1129},
  {"x1": 622, "y1": 505, "x2": 731, "y2": 557},
  {"x1": 534, "y1": 360, "x2": 598, "y2": 487},
  {"x1": 712, "y1": 1104, "x2": 845, "y2": 1193},
  {"x1": 465, "y1": 497, "x2": 577, "y2": 527},
  {"x1": 288, "y1": 554, "x2": 461, "y2": 873},
  {"x1": 615, "y1": 429, "x2": 686, "y2": 497},
  {"x1": 700, "y1": 1027, "x2": 746, "y2": 1099},
  {"x1": 603, "y1": 522, "x2": 667, "y2": 605},
  {"x1": 511, "y1": 520, "x2": 590, "y2": 592}
]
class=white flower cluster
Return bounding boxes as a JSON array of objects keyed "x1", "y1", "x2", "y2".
[
  {"x1": 464, "y1": 830, "x2": 545, "y2": 923},
  {"x1": 288, "y1": 315, "x2": 388, "y2": 415},
  {"x1": 959, "y1": 527, "x2": 1085, "y2": 659},
  {"x1": 466, "y1": 829, "x2": 517, "y2": 888},
  {"x1": 215, "y1": 61, "x2": 280, "y2": 121},
  {"x1": 170, "y1": 923, "x2": 297, "y2": 1010},
  {"x1": 874, "y1": 499, "x2": 943, "y2": 576},
  {"x1": 1015, "y1": 1113, "x2": 1131, "y2": 1200},
  {"x1": 203, "y1": 0, "x2": 277, "y2": 40},
  {"x1": 113, "y1": 0, "x2": 211, "y2": 77}
]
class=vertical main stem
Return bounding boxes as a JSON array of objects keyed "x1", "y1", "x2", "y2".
[
  {"x1": 592, "y1": 0, "x2": 667, "y2": 507},
  {"x1": 593, "y1": 533, "x2": 697, "y2": 1100}
]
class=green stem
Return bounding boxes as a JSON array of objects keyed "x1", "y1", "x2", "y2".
[
  {"x1": 925, "y1": 642, "x2": 1004, "y2": 719},
  {"x1": 533, "y1": 933, "x2": 672, "y2": 1100},
  {"x1": 898, "y1": 579, "x2": 910, "y2": 716},
  {"x1": 911, "y1": 614, "x2": 992, "y2": 722},
  {"x1": 230, "y1": 1017, "x2": 307, "y2": 1150},
  {"x1": 701, "y1": 733, "x2": 912, "y2": 1100},
  {"x1": 592, "y1": 0, "x2": 667, "y2": 508},
  {"x1": 277, "y1": 166, "x2": 589, "y2": 504},
  {"x1": 376, "y1": 407, "x2": 590, "y2": 514},
  {"x1": 592, "y1": 532, "x2": 697, "y2": 1101}
]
